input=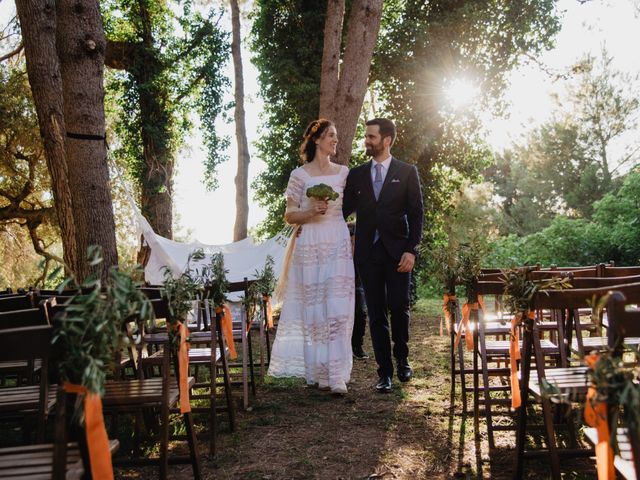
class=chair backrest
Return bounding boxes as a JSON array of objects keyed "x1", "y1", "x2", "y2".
[
  {"x1": 0, "y1": 307, "x2": 49, "y2": 330},
  {"x1": 570, "y1": 275, "x2": 640, "y2": 289},
  {"x1": 601, "y1": 265, "x2": 640, "y2": 278},
  {"x1": 0, "y1": 293, "x2": 35, "y2": 312},
  {"x1": 476, "y1": 281, "x2": 504, "y2": 296},
  {"x1": 0, "y1": 325, "x2": 52, "y2": 363},
  {"x1": 530, "y1": 268, "x2": 598, "y2": 280},
  {"x1": 533, "y1": 282, "x2": 640, "y2": 310},
  {"x1": 606, "y1": 291, "x2": 640, "y2": 348}
]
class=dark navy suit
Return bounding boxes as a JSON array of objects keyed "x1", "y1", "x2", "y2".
[{"x1": 343, "y1": 157, "x2": 423, "y2": 378}]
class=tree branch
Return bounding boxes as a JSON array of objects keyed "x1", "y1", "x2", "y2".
[
  {"x1": 105, "y1": 39, "x2": 138, "y2": 70},
  {"x1": 27, "y1": 220, "x2": 65, "y2": 268},
  {"x1": 0, "y1": 42, "x2": 23, "y2": 63}
]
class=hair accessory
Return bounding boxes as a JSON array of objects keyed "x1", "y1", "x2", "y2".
[{"x1": 306, "y1": 121, "x2": 321, "y2": 139}]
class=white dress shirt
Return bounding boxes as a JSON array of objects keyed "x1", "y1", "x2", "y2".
[{"x1": 370, "y1": 155, "x2": 392, "y2": 184}]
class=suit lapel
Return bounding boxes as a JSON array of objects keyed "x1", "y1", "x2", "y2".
[{"x1": 364, "y1": 160, "x2": 376, "y2": 202}]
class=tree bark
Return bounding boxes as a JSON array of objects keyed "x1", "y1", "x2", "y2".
[
  {"x1": 56, "y1": 0, "x2": 118, "y2": 280},
  {"x1": 331, "y1": 0, "x2": 383, "y2": 165},
  {"x1": 14, "y1": 0, "x2": 79, "y2": 274},
  {"x1": 319, "y1": 0, "x2": 346, "y2": 121},
  {"x1": 230, "y1": 0, "x2": 250, "y2": 241},
  {"x1": 104, "y1": 36, "x2": 174, "y2": 240},
  {"x1": 318, "y1": 0, "x2": 383, "y2": 165}
]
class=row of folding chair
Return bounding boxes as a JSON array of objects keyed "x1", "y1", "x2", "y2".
[
  {"x1": 0, "y1": 292, "x2": 202, "y2": 479},
  {"x1": 515, "y1": 280, "x2": 640, "y2": 479},
  {"x1": 449, "y1": 264, "x2": 640, "y2": 478}
]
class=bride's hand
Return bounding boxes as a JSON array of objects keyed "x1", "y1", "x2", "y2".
[{"x1": 311, "y1": 198, "x2": 329, "y2": 216}]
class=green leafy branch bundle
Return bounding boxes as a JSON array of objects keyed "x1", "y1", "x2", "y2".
[
  {"x1": 501, "y1": 267, "x2": 571, "y2": 320},
  {"x1": 162, "y1": 249, "x2": 206, "y2": 325},
  {"x1": 243, "y1": 255, "x2": 276, "y2": 321},
  {"x1": 52, "y1": 246, "x2": 153, "y2": 395},
  {"x1": 588, "y1": 349, "x2": 640, "y2": 455},
  {"x1": 457, "y1": 240, "x2": 487, "y2": 299},
  {"x1": 198, "y1": 252, "x2": 228, "y2": 310}
]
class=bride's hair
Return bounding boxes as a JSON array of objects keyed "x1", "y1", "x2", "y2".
[{"x1": 299, "y1": 118, "x2": 334, "y2": 163}]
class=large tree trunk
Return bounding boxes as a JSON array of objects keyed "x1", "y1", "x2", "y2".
[
  {"x1": 319, "y1": 0, "x2": 346, "y2": 121},
  {"x1": 56, "y1": 0, "x2": 118, "y2": 280},
  {"x1": 14, "y1": 0, "x2": 79, "y2": 275},
  {"x1": 137, "y1": 3, "x2": 173, "y2": 240},
  {"x1": 319, "y1": 0, "x2": 383, "y2": 166},
  {"x1": 230, "y1": 0, "x2": 250, "y2": 241}
]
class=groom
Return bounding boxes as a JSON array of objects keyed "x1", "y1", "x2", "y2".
[{"x1": 343, "y1": 118, "x2": 423, "y2": 393}]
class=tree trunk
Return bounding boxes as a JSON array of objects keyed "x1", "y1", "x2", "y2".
[
  {"x1": 332, "y1": 0, "x2": 383, "y2": 166},
  {"x1": 14, "y1": 0, "x2": 79, "y2": 275},
  {"x1": 230, "y1": 0, "x2": 250, "y2": 241},
  {"x1": 319, "y1": 0, "x2": 346, "y2": 121},
  {"x1": 56, "y1": 0, "x2": 118, "y2": 280}
]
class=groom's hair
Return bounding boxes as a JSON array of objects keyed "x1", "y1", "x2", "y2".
[{"x1": 366, "y1": 118, "x2": 396, "y2": 146}]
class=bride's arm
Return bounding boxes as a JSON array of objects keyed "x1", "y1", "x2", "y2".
[
  {"x1": 284, "y1": 198, "x2": 327, "y2": 225},
  {"x1": 283, "y1": 169, "x2": 327, "y2": 225}
]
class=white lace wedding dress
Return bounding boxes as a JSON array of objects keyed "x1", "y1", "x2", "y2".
[{"x1": 268, "y1": 165, "x2": 355, "y2": 392}]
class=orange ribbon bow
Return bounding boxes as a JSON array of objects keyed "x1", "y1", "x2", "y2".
[
  {"x1": 216, "y1": 304, "x2": 237, "y2": 360},
  {"x1": 442, "y1": 294, "x2": 457, "y2": 336},
  {"x1": 508, "y1": 311, "x2": 533, "y2": 409},
  {"x1": 454, "y1": 300, "x2": 483, "y2": 351},
  {"x1": 170, "y1": 321, "x2": 191, "y2": 414},
  {"x1": 584, "y1": 354, "x2": 615, "y2": 480},
  {"x1": 63, "y1": 383, "x2": 114, "y2": 479},
  {"x1": 263, "y1": 295, "x2": 274, "y2": 330}
]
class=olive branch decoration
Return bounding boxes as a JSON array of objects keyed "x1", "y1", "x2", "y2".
[
  {"x1": 243, "y1": 255, "x2": 277, "y2": 321},
  {"x1": 501, "y1": 267, "x2": 571, "y2": 328},
  {"x1": 52, "y1": 246, "x2": 153, "y2": 396},
  {"x1": 587, "y1": 347, "x2": 640, "y2": 455}
]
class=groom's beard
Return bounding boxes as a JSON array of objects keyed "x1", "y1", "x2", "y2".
[{"x1": 365, "y1": 141, "x2": 384, "y2": 157}]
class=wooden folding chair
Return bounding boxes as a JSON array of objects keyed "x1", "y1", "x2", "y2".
[
  {"x1": 583, "y1": 290, "x2": 640, "y2": 480},
  {"x1": 101, "y1": 298, "x2": 202, "y2": 479},
  {"x1": 0, "y1": 307, "x2": 53, "y2": 439},
  {"x1": 0, "y1": 325, "x2": 119, "y2": 479},
  {"x1": 514, "y1": 281, "x2": 640, "y2": 479},
  {"x1": 139, "y1": 291, "x2": 235, "y2": 456}
]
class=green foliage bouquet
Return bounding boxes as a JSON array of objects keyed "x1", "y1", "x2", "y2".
[
  {"x1": 306, "y1": 183, "x2": 339, "y2": 201},
  {"x1": 52, "y1": 246, "x2": 153, "y2": 395}
]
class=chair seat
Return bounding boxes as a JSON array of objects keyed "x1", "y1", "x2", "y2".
[
  {"x1": 584, "y1": 427, "x2": 637, "y2": 480},
  {"x1": 528, "y1": 367, "x2": 590, "y2": 400},
  {"x1": 0, "y1": 384, "x2": 57, "y2": 414},
  {"x1": 103, "y1": 377, "x2": 194, "y2": 407},
  {"x1": 571, "y1": 336, "x2": 640, "y2": 353},
  {"x1": 484, "y1": 339, "x2": 558, "y2": 355},
  {"x1": 146, "y1": 347, "x2": 224, "y2": 365},
  {"x1": 0, "y1": 439, "x2": 119, "y2": 480}
]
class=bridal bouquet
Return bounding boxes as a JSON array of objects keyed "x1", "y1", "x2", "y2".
[{"x1": 306, "y1": 183, "x2": 339, "y2": 201}]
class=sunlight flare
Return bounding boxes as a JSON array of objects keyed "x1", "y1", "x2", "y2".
[{"x1": 444, "y1": 78, "x2": 480, "y2": 110}]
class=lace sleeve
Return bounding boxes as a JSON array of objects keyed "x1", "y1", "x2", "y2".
[{"x1": 285, "y1": 168, "x2": 305, "y2": 207}]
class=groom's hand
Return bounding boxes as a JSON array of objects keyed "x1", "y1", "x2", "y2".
[{"x1": 397, "y1": 252, "x2": 415, "y2": 273}]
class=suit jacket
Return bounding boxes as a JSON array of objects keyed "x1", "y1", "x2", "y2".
[{"x1": 343, "y1": 157, "x2": 424, "y2": 263}]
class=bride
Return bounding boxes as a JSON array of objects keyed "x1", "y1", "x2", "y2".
[{"x1": 268, "y1": 119, "x2": 355, "y2": 395}]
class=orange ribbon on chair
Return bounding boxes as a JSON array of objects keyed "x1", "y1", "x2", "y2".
[
  {"x1": 455, "y1": 301, "x2": 482, "y2": 351},
  {"x1": 442, "y1": 294, "x2": 457, "y2": 335},
  {"x1": 216, "y1": 305, "x2": 237, "y2": 360},
  {"x1": 477, "y1": 295, "x2": 486, "y2": 313},
  {"x1": 263, "y1": 295, "x2": 274, "y2": 329},
  {"x1": 584, "y1": 354, "x2": 615, "y2": 480},
  {"x1": 171, "y1": 321, "x2": 191, "y2": 414},
  {"x1": 508, "y1": 311, "x2": 531, "y2": 409},
  {"x1": 63, "y1": 383, "x2": 114, "y2": 480}
]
